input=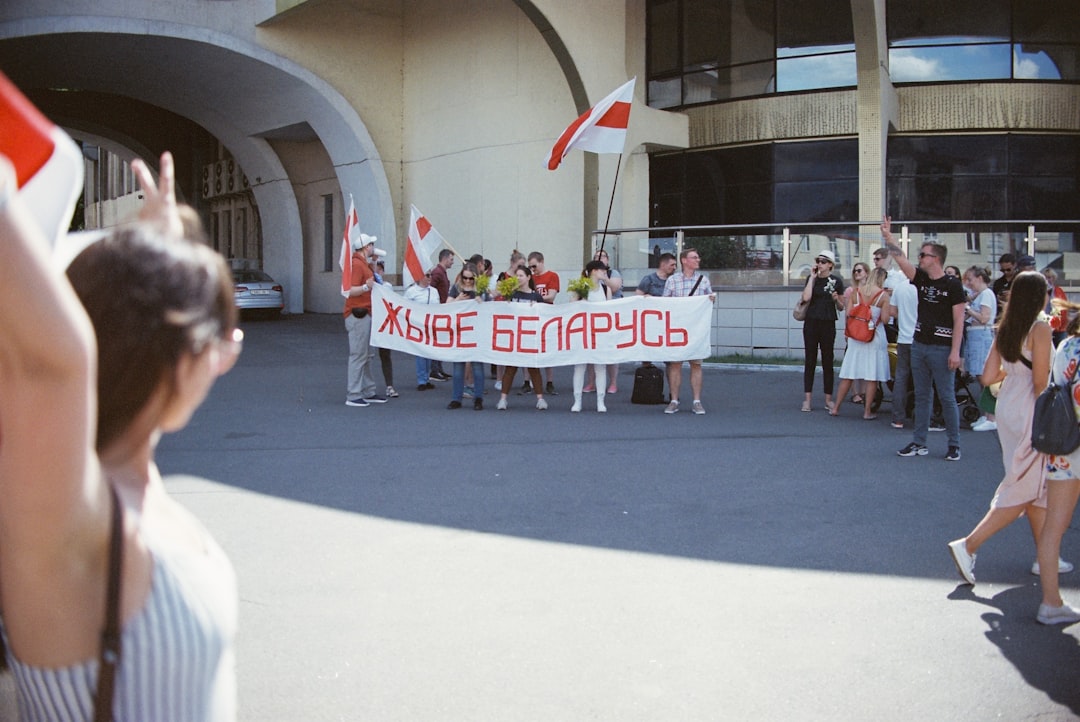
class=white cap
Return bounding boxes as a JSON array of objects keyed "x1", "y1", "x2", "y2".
[{"x1": 352, "y1": 232, "x2": 378, "y2": 252}]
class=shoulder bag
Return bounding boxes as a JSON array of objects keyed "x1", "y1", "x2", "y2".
[{"x1": 793, "y1": 296, "x2": 809, "y2": 321}]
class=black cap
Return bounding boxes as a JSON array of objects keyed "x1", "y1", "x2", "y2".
[{"x1": 1017, "y1": 254, "x2": 1036, "y2": 269}]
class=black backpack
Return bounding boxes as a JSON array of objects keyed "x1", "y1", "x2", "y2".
[{"x1": 631, "y1": 363, "x2": 666, "y2": 404}]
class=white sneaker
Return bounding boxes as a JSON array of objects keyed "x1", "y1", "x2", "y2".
[
  {"x1": 597, "y1": 401, "x2": 607, "y2": 413},
  {"x1": 948, "y1": 538, "x2": 976, "y2": 585},
  {"x1": 496, "y1": 397, "x2": 508, "y2": 410},
  {"x1": 536, "y1": 398, "x2": 548, "y2": 410},
  {"x1": 494, "y1": 381, "x2": 502, "y2": 391},
  {"x1": 971, "y1": 418, "x2": 997, "y2": 431},
  {"x1": 1037, "y1": 602, "x2": 1080, "y2": 625},
  {"x1": 1031, "y1": 558, "x2": 1075, "y2": 575},
  {"x1": 571, "y1": 401, "x2": 582, "y2": 413},
  {"x1": 664, "y1": 400, "x2": 680, "y2": 414}
]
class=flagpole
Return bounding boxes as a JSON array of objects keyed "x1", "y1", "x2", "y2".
[{"x1": 597, "y1": 153, "x2": 623, "y2": 257}]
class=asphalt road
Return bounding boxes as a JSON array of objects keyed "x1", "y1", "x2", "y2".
[{"x1": 157, "y1": 312, "x2": 1080, "y2": 721}]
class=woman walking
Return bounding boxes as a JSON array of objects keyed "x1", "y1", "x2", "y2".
[
  {"x1": 1037, "y1": 297, "x2": 1080, "y2": 624},
  {"x1": 964, "y1": 266, "x2": 997, "y2": 431},
  {"x1": 800, "y1": 250, "x2": 845, "y2": 412},
  {"x1": 948, "y1": 271, "x2": 1071, "y2": 585}
]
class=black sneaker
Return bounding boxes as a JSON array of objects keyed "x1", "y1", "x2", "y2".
[
  {"x1": 364, "y1": 395, "x2": 388, "y2": 404},
  {"x1": 946, "y1": 446, "x2": 962, "y2": 461},
  {"x1": 545, "y1": 381, "x2": 558, "y2": 396},
  {"x1": 929, "y1": 420, "x2": 945, "y2": 432},
  {"x1": 518, "y1": 381, "x2": 532, "y2": 395},
  {"x1": 474, "y1": 398, "x2": 483, "y2": 410},
  {"x1": 447, "y1": 400, "x2": 462, "y2": 409},
  {"x1": 345, "y1": 397, "x2": 370, "y2": 407},
  {"x1": 897, "y1": 442, "x2": 928, "y2": 457}
]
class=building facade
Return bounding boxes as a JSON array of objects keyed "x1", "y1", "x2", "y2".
[{"x1": 1, "y1": 1, "x2": 1077, "y2": 357}]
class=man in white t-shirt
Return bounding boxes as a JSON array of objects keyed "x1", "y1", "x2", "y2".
[{"x1": 886, "y1": 271, "x2": 918, "y2": 429}]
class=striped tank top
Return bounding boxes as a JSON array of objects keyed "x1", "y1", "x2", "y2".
[{"x1": 1, "y1": 493, "x2": 237, "y2": 721}]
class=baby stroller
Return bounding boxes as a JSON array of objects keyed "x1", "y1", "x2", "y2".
[{"x1": 877, "y1": 341, "x2": 981, "y2": 423}]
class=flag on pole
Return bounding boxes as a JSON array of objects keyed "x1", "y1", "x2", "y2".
[
  {"x1": 404, "y1": 204, "x2": 446, "y2": 287},
  {"x1": 0, "y1": 71, "x2": 83, "y2": 245},
  {"x1": 338, "y1": 196, "x2": 360, "y2": 298},
  {"x1": 546, "y1": 77, "x2": 635, "y2": 171}
]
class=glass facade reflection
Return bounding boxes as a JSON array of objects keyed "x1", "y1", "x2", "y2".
[{"x1": 646, "y1": 0, "x2": 855, "y2": 107}]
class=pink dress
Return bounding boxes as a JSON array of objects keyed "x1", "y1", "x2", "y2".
[{"x1": 991, "y1": 354, "x2": 1048, "y2": 509}]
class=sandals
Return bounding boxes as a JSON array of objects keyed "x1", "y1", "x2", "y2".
[
  {"x1": 851, "y1": 394, "x2": 864, "y2": 405},
  {"x1": 801, "y1": 401, "x2": 812, "y2": 413}
]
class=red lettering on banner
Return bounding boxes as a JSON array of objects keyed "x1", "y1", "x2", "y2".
[
  {"x1": 589, "y1": 312, "x2": 613, "y2": 349},
  {"x1": 404, "y1": 309, "x2": 424, "y2": 342},
  {"x1": 665, "y1": 311, "x2": 688, "y2": 347},
  {"x1": 378, "y1": 299, "x2": 405, "y2": 337},
  {"x1": 492, "y1": 315, "x2": 515, "y2": 352},
  {"x1": 456, "y1": 311, "x2": 478, "y2": 349},
  {"x1": 540, "y1": 316, "x2": 562, "y2": 352},
  {"x1": 431, "y1": 314, "x2": 454, "y2": 347},
  {"x1": 517, "y1": 315, "x2": 540, "y2": 353},
  {"x1": 565, "y1": 312, "x2": 588, "y2": 349},
  {"x1": 614, "y1": 309, "x2": 638, "y2": 348},
  {"x1": 640, "y1": 309, "x2": 664, "y2": 347}
]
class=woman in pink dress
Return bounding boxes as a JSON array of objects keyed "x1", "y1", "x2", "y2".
[{"x1": 948, "y1": 271, "x2": 1071, "y2": 584}]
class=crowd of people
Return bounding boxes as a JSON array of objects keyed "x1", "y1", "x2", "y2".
[
  {"x1": 800, "y1": 218, "x2": 1080, "y2": 626},
  {"x1": 342, "y1": 245, "x2": 715, "y2": 415}
]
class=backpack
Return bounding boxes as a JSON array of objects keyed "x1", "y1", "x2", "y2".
[
  {"x1": 845, "y1": 290, "x2": 883, "y2": 343},
  {"x1": 632, "y1": 363, "x2": 666, "y2": 404}
]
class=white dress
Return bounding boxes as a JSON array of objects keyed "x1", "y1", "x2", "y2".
[{"x1": 839, "y1": 294, "x2": 890, "y2": 381}]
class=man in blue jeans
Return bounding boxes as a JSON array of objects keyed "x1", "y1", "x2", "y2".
[{"x1": 881, "y1": 217, "x2": 966, "y2": 461}]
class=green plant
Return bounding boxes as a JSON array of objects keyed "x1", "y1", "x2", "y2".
[
  {"x1": 496, "y1": 275, "x2": 519, "y2": 299},
  {"x1": 567, "y1": 276, "x2": 594, "y2": 299}
]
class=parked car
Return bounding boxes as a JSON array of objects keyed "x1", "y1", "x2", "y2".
[{"x1": 233, "y1": 269, "x2": 284, "y2": 317}]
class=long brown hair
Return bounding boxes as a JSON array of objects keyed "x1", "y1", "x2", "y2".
[
  {"x1": 67, "y1": 224, "x2": 237, "y2": 451},
  {"x1": 995, "y1": 271, "x2": 1048, "y2": 363}
]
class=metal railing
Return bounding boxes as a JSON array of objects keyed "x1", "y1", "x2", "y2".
[{"x1": 591, "y1": 220, "x2": 1080, "y2": 287}]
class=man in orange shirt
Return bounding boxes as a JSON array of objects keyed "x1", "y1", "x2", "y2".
[{"x1": 344, "y1": 233, "x2": 388, "y2": 406}]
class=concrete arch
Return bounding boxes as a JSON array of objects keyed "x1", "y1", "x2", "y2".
[{"x1": 0, "y1": 13, "x2": 395, "y2": 313}]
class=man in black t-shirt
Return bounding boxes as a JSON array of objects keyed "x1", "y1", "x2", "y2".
[
  {"x1": 991, "y1": 253, "x2": 1016, "y2": 321},
  {"x1": 882, "y1": 217, "x2": 966, "y2": 461}
]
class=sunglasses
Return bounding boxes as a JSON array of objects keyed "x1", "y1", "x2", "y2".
[
  {"x1": 462, "y1": 275, "x2": 475, "y2": 280},
  {"x1": 853, "y1": 268, "x2": 866, "y2": 274},
  {"x1": 918, "y1": 252, "x2": 937, "y2": 259},
  {"x1": 528, "y1": 265, "x2": 538, "y2": 270},
  {"x1": 816, "y1": 258, "x2": 832, "y2": 264}
]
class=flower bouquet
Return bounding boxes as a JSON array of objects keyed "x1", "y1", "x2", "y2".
[
  {"x1": 496, "y1": 275, "x2": 519, "y2": 300},
  {"x1": 475, "y1": 273, "x2": 490, "y2": 296},
  {"x1": 567, "y1": 276, "x2": 594, "y2": 300}
]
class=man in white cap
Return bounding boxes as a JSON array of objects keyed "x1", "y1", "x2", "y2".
[{"x1": 344, "y1": 233, "x2": 387, "y2": 406}]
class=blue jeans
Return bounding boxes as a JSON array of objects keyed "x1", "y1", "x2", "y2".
[
  {"x1": 911, "y1": 342, "x2": 959, "y2": 447},
  {"x1": 891, "y1": 343, "x2": 911, "y2": 424},
  {"x1": 415, "y1": 356, "x2": 432, "y2": 386},
  {"x1": 452, "y1": 361, "x2": 484, "y2": 402}
]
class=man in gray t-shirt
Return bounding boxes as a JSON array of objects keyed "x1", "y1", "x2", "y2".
[{"x1": 636, "y1": 253, "x2": 676, "y2": 297}]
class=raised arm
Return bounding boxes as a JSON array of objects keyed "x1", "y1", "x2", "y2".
[
  {"x1": 881, "y1": 216, "x2": 915, "y2": 281},
  {"x1": 0, "y1": 155, "x2": 101, "y2": 543}
]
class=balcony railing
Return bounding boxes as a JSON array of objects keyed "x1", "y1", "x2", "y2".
[{"x1": 592, "y1": 220, "x2": 1080, "y2": 288}]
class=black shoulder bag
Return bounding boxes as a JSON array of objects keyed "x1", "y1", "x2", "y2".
[{"x1": 94, "y1": 486, "x2": 124, "y2": 722}]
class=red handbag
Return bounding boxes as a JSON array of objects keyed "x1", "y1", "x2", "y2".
[{"x1": 845, "y1": 290, "x2": 882, "y2": 343}]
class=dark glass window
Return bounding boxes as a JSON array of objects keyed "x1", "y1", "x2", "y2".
[
  {"x1": 888, "y1": 0, "x2": 1080, "y2": 83},
  {"x1": 650, "y1": 139, "x2": 857, "y2": 226},
  {"x1": 646, "y1": 0, "x2": 855, "y2": 108},
  {"x1": 887, "y1": 134, "x2": 1080, "y2": 221}
]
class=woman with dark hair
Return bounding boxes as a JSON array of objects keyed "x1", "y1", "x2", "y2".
[
  {"x1": 800, "y1": 250, "x2": 845, "y2": 412},
  {"x1": 0, "y1": 152, "x2": 239, "y2": 719},
  {"x1": 571, "y1": 260, "x2": 612, "y2": 412},
  {"x1": 496, "y1": 265, "x2": 547, "y2": 410},
  {"x1": 948, "y1": 271, "x2": 1071, "y2": 586}
]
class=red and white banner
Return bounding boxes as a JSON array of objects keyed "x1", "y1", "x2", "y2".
[
  {"x1": 338, "y1": 197, "x2": 360, "y2": 298},
  {"x1": 0, "y1": 71, "x2": 83, "y2": 245},
  {"x1": 370, "y1": 283, "x2": 711, "y2": 365},
  {"x1": 404, "y1": 204, "x2": 446, "y2": 287},
  {"x1": 546, "y1": 77, "x2": 635, "y2": 171}
]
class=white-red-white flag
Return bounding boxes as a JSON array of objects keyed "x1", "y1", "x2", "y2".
[
  {"x1": 404, "y1": 204, "x2": 446, "y2": 287},
  {"x1": 546, "y1": 78, "x2": 635, "y2": 171},
  {"x1": 338, "y1": 196, "x2": 360, "y2": 298},
  {"x1": 0, "y1": 71, "x2": 83, "y2": 245}
]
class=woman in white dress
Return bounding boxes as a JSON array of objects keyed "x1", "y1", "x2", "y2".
[
  {"x1": 831, "y1": 267, "x2": 892, "y2": 419},
  {"x1": 571, "y1": 260, "x2": 612, "y2": 412}
]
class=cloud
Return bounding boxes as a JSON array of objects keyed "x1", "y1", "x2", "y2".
[{"x1": 890, "y1": 53, "x2": 941, "y2": 82}]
